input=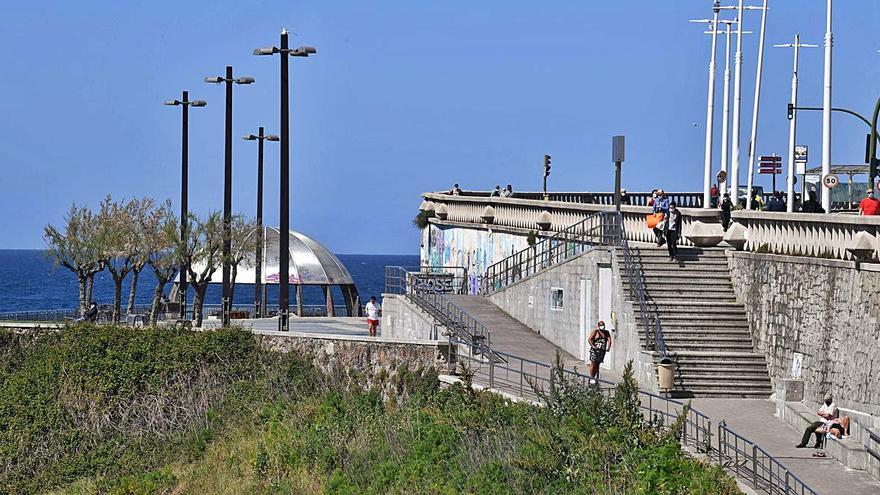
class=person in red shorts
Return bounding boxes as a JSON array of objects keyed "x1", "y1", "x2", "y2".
[
  {"x1": 365, "y1": 296, "x2": 381, "y2": 337},
  {"x1": 859, "y1": 189, "x2": 880, "y2": 216}
]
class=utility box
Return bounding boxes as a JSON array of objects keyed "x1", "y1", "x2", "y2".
[
  {"x1": 658, "y1": 357, "x2": 675, "y2": 392},
  {"x1": 612, "y1": 135, "x2": 625, "y2": 163}
]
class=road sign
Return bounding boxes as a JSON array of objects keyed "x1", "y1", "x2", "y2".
[
  {"x1": 794, "y1": 145, "x2": 808, "y2": 163},
  {"x1": 759, "y1": 168, "x2": 781, "y2": 175},
  {"x1": 716, "y1": 170, "x2": 727, "y2": 183},
  {"x1": 822, "y1": 174, "x2": 839, "y2": 189}
]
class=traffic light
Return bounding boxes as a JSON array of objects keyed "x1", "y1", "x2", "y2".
[
  {"x1": 543, "y1": 154, "x2": 552, "y2": 178},
  {"x1": 787, "y1": 103, "x2": 794, "y2": 120},
  {"x1": 871, "y1": 157, "x2": 879, "y2": 182}
]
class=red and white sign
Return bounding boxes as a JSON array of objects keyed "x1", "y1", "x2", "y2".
[{"x1": 822, "y1": 174, "x2": 839, "y2": 189}]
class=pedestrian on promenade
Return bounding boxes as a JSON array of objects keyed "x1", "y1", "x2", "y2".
[
  {"x1": 587, "y1": 320, "x2": 612, "y2": 381},
  {"x1": 648, "y1": 189, "x2": 658, "y2": 207},
  {"x1": 766, "y1": 191, "x2": 786, "y2": 212},
  {"x1": 449, "y1": 183, "x2": 462, "y2": 196},
  {"x1": 710, "y1": 184, "x2": 719, "y2": 208},
  {"x1": 78, "y1": 301, "x2": 98, "y2": 322},
  {"x1": 665, "y1": 201, "x2": 682, "y2": 263},
  {"x1": 652, "y1": 189, "x2": 670, "y2": 246},
  {"x1": 501, "y1": 184, "x2": 513, "y2": 198},
  {"x1": 720, "y1": 193, "x2": 732, "y2": 231},
  {"x1": 796, "y1": 392, "x2": 838, "y2": 449},
  {"x1": 620, "y1": 188, "x2": 630, "y2": 205},
  {"x1": 490, "y1": 185, "x2": 502, "y2": 197},
  {"x1": 365, "y1": 296, "x2": 381, "y2": 337},
  {"x1": 800, "y1": 190, "x2": 825, "y2": 213},
  {"x1": 751, "y1": 189, "x2": 765, "y2": 210},
  {"x1": 859, "y1": 189, "x2": 880, "y2": 215}
]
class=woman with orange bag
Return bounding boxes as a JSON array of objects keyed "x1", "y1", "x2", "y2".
[{"x1": 651, "y1": 189, "x2": 670, "y2": 246}]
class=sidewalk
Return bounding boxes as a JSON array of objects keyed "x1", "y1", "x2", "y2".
[{"x1": 692, "y1": 398, "x2": 880, "y2": 495}]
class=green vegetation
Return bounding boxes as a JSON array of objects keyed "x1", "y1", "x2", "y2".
[{"x1": 0, "y1": 325, "x2": 739, "y2": 494}]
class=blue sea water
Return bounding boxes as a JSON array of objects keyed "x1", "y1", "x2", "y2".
[{"x1": 0, "y1": 250, "x2": 419, "y2": 313}]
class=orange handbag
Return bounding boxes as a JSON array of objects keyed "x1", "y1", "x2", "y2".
[{"x1": 645, "y1": 212, "x2": 664, "y2": 229}]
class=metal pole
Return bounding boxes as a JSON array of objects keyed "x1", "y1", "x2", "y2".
[
  {"x1": 730, "y1": 0, "x2": 745, "y2": 202},
  {"x1": 720, "y1": 22, "x2": 733, "y2": 188},
  {"x1": 255, "y1": 127, "x2": 264, "y2": 317},
  {"x1": 279, "y1": 30, "x2": 291, "y2": 331},
  {"x1": 783, "y1": 36, "x2": 804, "y2": 211},
  {"x1": 701, "y1": 7, "x2": 720, "y2": 208},
  {"x1": 745, "y1": 0, "x2": 768, "y2": 210},
  {"x1": 870, "y1": 97, "x2": 880, "y2": 191},
  {"x1": 821, "y1": 0, "x2": 833, "y2": 213},
  {"x1": 222, "y1": 65, "x2": 233, "y2": 327},
  {"x1": 179, "y1": 90, "x2": 189, "y2": 320}
]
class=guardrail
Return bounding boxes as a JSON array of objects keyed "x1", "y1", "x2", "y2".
[
  {"x1": 717, "y1": 420, "x2": 818, "y2": 495},
  {"x1": 443, "y1": 190, "x2": 706, "y2": 208},
  {"x1": 866, "y1": 428, "x2": 880, "y2": 463}
]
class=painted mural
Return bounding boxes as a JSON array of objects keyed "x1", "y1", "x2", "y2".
[{"x1": 422, "y1": 225, "x2": 529, "y2": 294}]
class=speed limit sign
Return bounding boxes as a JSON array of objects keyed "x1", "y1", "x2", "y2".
[{"x1": 822, "y1": 174, "x2": 839, "y2": 189}]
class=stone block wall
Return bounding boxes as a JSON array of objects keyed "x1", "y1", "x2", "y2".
[
  {"x1": 379, "y1": 294, "x2": 439, "y2": 341},
  {"x1": 728, "y1": 251, "x2": 880, "y2": 415}
]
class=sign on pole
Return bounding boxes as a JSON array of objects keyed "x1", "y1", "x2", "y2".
[
  {"x1": 759, "y1": 155, "x2": 782, "y2": 175},
  {"x1": 795, "y1": 145, "x2": 808, "y2": 175},
  {"x1": 822, "y1": 174, "x2": 839, "y2": 189}
]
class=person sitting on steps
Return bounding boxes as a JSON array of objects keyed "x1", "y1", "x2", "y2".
[{"x1": 796, "y1": 392, "x2": 838, "y2": 449}]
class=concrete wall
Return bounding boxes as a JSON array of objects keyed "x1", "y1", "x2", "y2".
[
  {"x1": 486, "y1": 247, "x2": 658, "y2": 390},
  {"x1": 380, "y1": 294, "x2": 439, "y2": 341},
  {"x1": 728, "y1": 251, "x2": 880, "y2": 415}
]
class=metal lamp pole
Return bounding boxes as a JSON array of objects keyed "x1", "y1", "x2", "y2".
[
  {"x1": 729, "y1": 0, "x2": 746, "y2": 202},
  {"x1": 254, "y1": 29, "x2": 316, "y2": 331},
  {"x1": 205, "y1": 66, "x2": 255, "y2": 327},
  {"x1": 164, "y1": 92, "x2": 206, "y2": 320},
  {"x1": 744, "y1": 0, "x2": 769, "y2": 210},
  {"x1": 821, "y1": 0, "x2": 833, "y2": 213},
  {"x1": 243, "y1": 128, "x2": 279, "y2": 318},
  {"x1": 690, "y1": 2, "x2": 721, "y2": 209},
  {"x1": 776, "y1": 36, "x2": 817, "y2": 212},
  {"x1": 718, "y1": 20, "x2": 749, "y2": 190}
]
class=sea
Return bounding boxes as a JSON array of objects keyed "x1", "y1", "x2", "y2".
[{"x1": 0, "y1": 250, "x2": 419, "y2": 313}]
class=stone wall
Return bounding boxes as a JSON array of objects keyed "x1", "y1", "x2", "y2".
[
  {"x1": 728, "y1": 251, "x2": 880, "y2": 415},
  {"x1": 487, "y1": 247, "x2": 658, "y2": 390},
  {"x1": 380, "y1": 294, "x2": 439, "y2": 341}
]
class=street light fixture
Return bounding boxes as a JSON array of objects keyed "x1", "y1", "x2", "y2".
[
  {"x1": 204, "y1": 66, "x2": 254, "y2": 327},
  {"x1": 164, "y1": 91, "x2": 207, "y2": 321},
  {"x1": 254, "y1": 28, "x2": 317, "y2": 331},
  {"x1": 242, "y1": 127, "x2": 280, "y2": 318}
]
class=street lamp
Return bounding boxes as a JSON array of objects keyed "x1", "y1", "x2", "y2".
[
  {"x1": 205, "y1": 66, "x2": 254, "y2": 327},
  {"x1": 164, "y1": 91, "x2": 206, "y2": 321},
  {"x1": 254, "y1": 28, "x2": 316, "y2": 331},
  {"x1": 689, "y1": 2, "x2": 721, "y2": 209},
  {"x1": 243, "y1": 128, "x2": 279, "y2": 318}
]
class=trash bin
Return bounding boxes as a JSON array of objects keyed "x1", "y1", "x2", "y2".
[{"x1": 658, "y1": 357, "x2": 675, "y2": 391}]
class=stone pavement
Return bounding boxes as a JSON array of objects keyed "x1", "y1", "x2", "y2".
[
  {"x1": 203, "y1": 316, "x2": 377, "y2": 337},
  {"x1": 691, "y1": 398, "x2": 880, "y2": 495}
]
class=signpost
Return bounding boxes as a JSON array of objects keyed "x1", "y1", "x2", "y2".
[
  {"x1": 612, "y1": 135, "x2": 625, "y2": 212},
  {"x1": 759, "y1": 154, "x2": 782, "y2": 193},
  {"x1": 795, "y1": 145, "x2": 808, "y2": 200},
  {"x1": 822, "y1": 173, "x2": 839, "y2": 189}
]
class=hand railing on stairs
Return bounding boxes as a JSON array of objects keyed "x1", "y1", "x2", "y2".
[{"x1": 480, "y1": 211, "x2": 613, "y2": 294}]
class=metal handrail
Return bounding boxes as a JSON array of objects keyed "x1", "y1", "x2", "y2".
[
  {"x1": 866, "y1": 428, "x2": 880, "y2": 462},
  {"x1": 717, "y1": 420, "x2": 819, "y2": 495}
]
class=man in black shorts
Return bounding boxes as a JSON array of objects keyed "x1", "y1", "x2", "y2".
[{"x1": 588, "y1": 320, "x2": 612, "y2": 381}]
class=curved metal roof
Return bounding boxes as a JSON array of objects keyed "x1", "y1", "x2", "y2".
[{"x1": 189, "y1": 227, "x2": 355, "y2": 286}]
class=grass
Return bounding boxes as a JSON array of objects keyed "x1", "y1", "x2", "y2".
[{"x1": 1, "y1": 324, "x2": 740, "y2": 495}]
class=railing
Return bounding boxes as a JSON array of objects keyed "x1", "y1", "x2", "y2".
[
  {"x1": 866, "y1": 428, "x2": 880, "y2": 463},
  {"x1": 717, "y1": 420, "x2": 818, "y2": 495},
  {"x1": 441, "y1": 190, "x2": 705, "y2": 208},
  {"x1": 481, "y1": 212, "x2": 612, "y2": 294}
]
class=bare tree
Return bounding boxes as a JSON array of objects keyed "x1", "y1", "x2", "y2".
[
  {"x1": 227, "y1": 215, "x2": 258, "y2": 307},
  {"x1": 145, "y1": 203, "x2": 181, "y2": 325},
  {"x1": 44, "y1": 200, "x2": 109, "y2": 314},
  {"x1": 183, "y1": 212, "x2": 224, "y2": 327}
]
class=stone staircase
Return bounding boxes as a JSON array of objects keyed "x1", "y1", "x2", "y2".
[{"x1": 618, "y1": 245, "x2": 773, "y2": 398}]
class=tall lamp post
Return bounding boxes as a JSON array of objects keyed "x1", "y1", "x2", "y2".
[
  {"x1": 254, "y1": 29, "x2": 316, "y2": 332},
  {"x1": 164, "y1": 91, "x2": 206, "y2": 320},
  {"x1": 821, "y1": 0, "x2": 833, "y2": 213},
  {"x1": 775, "y1": 35, "x2": 817, "y2": 212},
  {"x1": 689, "y1": 1, "x2": 721, "y2": 209},
  {"x1": 744, "y1": 0, "x2": 769, "y2": 210},
  {"x1": 718, "y1": 19, "x2": 750, "y2": 191},
  {"x1": 205, "y1": 66, "x2": 254, "y2": 327},
  {"x1": 243, "y1": 127, "x2": 279, "y2": 318}
]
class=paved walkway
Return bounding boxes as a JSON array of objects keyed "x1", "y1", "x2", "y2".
[{"x1": 203, "y1": 316, "x2": 377, "y2": 337}]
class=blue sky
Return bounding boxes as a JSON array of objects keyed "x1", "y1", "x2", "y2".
[{"x1": 1, "y1": 1, "x2": 878, "y2": 253}]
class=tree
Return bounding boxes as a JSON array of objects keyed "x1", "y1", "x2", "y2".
[
  {"x1": 127, "y1": 198, "x2": 158, "y2": 315},
  {"x1": 44, "y1": 201, "x2": 109, "y2": 314},
  {"x1": 103, "y1": 198, "x2": 138, "y2": 323},
  {"x1": 227, "y1": 215, "x2": 258, "y2": 308},
  {"x1": 144, "y1": 203, "x2": 180, "y2": 326},
  {"x1": 183, "y1": 212, "x2": 224, "y2": 327}
]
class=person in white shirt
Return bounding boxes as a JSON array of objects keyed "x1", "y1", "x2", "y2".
[
  {"x1": 365, "y1": 296, "x2": 381, "y2": 337},
  {"x1": 500, "y1": 184, "x2": 513, "y2": 198},
  {"x1": 796, "y1": 392, "x2": 839, "y2": 449}
]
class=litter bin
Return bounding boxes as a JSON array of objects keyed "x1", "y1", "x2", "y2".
[{"x1": 658, "y1": 357, "x2": 675, "y2": 391}]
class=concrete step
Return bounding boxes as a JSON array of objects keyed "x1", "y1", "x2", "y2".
[
  {"x1": 655, "y1": 306, "x2": 746, "y2": 315},
  {"x1": 659, "y1": 328, "x2": 753, "y2": 335},
  {"x1": 641, "y1": 271, "x2": 732, "y2": 279},
  {"x1": 670, "y1": 388, "x2": 773, "y2": 399},
  {"x1": 651, "y1": 317, "x2": 748, "y2": 326},
  {"x1": 647, "y1": 334, "x2": 753, "y2": 344},
  {"x1": 675, "y1": 367, "x2": 770, "y2": 377},
  {"x1": 647, "y1": 300, "x2": 743, "y2": 308},
  {"x1": 640, "y1": 263, "x2": 730, "y2": 272},
  {"x1": 672, "y1": 378, "x2": 773, "y2": 388},
  {"x1": 664, "y1": 342, "x2": 757, "y2": 352}
]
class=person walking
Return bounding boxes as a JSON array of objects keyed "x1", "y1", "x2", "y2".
[
  {"x1": 365, "y1": 296, "x2": 381, "y2": 337},
  {"x1": 710, "y1": 184, "x2": 719, "y2": 208},
  {"x1": 800, "y1": 190, "x2": 825, "y2": 213},
  {"x1": 665, "y1": 202, "x2": 682, "y2": 263},
  {"x1": 490, "y1": 185, "x2": 502, "y2": 197},
  {"x1": 859, "y1": 189, "x2": 880, "y2": 215},
  {"x1": 501, "y1": 184, "x2": 513, "y2": 198},
  {"x1": 720, "y1": 193, "x2": 732, "y2": 231},
  {"x1": 587, "y1": 320, "x2": 612, "y2": 381},
  {"x1": 652, "y1": 189, "x2": 670, "y2": 246},
  {"x1": 449, "y1": 183, "x2": 462, "y2": 196},
  {"x1": 766, "y1": 191, "x2": 786, "y2": 212}
]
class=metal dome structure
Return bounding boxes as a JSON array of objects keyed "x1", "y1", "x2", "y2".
[{"x1": 182, "y1": 227, "x2": 360, "y2": 317}]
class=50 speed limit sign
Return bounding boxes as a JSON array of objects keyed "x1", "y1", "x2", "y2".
[{"x1": 822, "y1": 174, "x2": 839, "y2": 189}]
